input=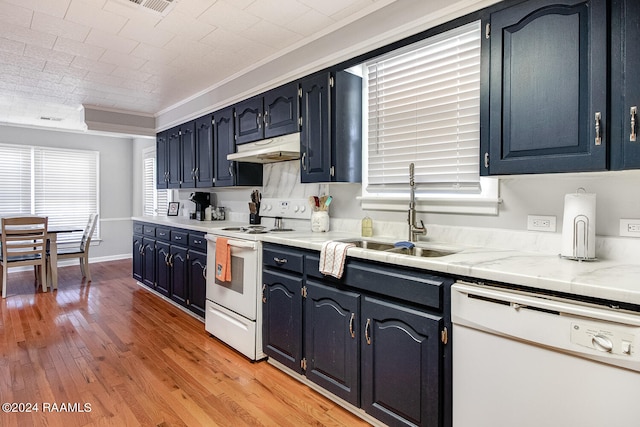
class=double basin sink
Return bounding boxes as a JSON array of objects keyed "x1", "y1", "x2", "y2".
[{"x1": 340, "y1": 239, "x2": 459, "y2": 258}]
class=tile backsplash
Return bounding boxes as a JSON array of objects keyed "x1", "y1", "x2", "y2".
[{"x1": 262, "y1": 160, "x2": 328, "y2": 198}]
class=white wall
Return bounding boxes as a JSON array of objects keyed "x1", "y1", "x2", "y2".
[
  {"x1": 0, "y1": 124, "x2": 136, "y2": 261},
  {"x1": 324, "y1": 171, "x2": 640, "y2": 238}
]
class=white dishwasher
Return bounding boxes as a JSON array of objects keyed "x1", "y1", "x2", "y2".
[{"x1": 451, "y1": 281, "x2": 640, "y2": 427}]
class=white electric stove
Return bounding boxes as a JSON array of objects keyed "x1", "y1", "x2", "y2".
[{"x1": 204, "y1": 198, "x2": 311, "y2": 360}]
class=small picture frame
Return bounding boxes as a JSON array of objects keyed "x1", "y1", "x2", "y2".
[{"x1": 167, "y1": 202, "x2": 180, "y2": 216}]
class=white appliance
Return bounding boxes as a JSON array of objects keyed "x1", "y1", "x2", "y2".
[
  {"x1": 226, "y1": 133, "x2": 300, "y2": 163},
  {"x1": 451, "y1": 281, "x2": 640, "y2": 427},
  {"x1": 205, "y1": 198, "x2": 311, "y2": 360}
]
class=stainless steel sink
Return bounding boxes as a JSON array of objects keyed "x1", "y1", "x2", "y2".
[
  {"x1": 345, "y1": 240, "x2": 396, "y2": 251},
  {"x1": 385, "y1": 246, "x2": 457, "y2": 258},
  {"x1": 341, "y1": 239, "x2": 459, "y2": 258}
]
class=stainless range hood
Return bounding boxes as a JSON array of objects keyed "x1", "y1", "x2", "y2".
[{"x1": 227, "y1": 133, "x2": 300, "y2": 163}]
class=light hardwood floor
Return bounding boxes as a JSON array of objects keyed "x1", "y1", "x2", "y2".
[{"x1": 0, "y1": 260, "x2": 369, "y2": 427}]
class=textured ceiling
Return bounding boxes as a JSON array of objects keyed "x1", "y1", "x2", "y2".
[{"x1": 0, "y1": 0, "x2": 393, "y2": 130}]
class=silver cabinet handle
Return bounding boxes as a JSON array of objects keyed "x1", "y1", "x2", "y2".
[
  {"x1": 595, "y1": 112, "x2": 602, "y2": 146},
  {"x1": 262, "y1": 284, "x2": 267, "y2": 304},
  {"x1": 301, "y1": 152, "x2": 307, "y2": 170},
  {"x1": 273, "y1": 257, "x2": 287, "y2": 264},
  {"x1": 164, "y1": 252, "x2": 170, "y2": 266},
  {"x1": 349, "y1": 313, "x2": 355, "y2": 339},
  {"x1": 257, "y1": 113, "x2": 262, "y2": 129},
  {"x1": 264, "y1": 111, "x2": 269, "y2": 127},
  {"x1": 202, "y1": 266, "x2": 207, "y2": 280},
  {"x1": 365, "y1": 318, "x2": 371, "y2": 345},
  {"x1": 631, "y1": 106, "x2": 637, "y2": 142},
  {"x1": 228, "y1": 163, "x2": 234, "y2": 177}
]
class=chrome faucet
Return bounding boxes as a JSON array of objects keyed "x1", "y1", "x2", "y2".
[{"x1": 408, "y1": 163, "x2": 427, "y2": 242}]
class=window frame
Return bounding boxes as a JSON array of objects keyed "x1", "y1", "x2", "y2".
[
  {"x1": 358, "y1": 20, "x2": 500, "y2": 215},
  {"x1": 0, "y1": 142, "x2": 100, "y2": 244}
]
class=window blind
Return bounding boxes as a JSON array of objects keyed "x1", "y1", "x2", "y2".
[
  {"x1": 143, "y1": 152, "x2": 168, "y2": 216},
  {"x1": 367, "y1": 20, "x2": 481, "y2": 192},
  {"x1": 0, "y1": 144, "x2": 32, "y2": 214},
  {"x1": 33, "y1": 147, "x2": 99, "y2": 244},
  {"x1": 0, "y1": 143, "x2": 99, "y2": 245}
]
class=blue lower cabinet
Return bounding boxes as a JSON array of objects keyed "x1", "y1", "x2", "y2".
[
  {"x1": 361, "y1": 296, "x2": 443, "y2": 427},
  {"x1": 304, "y1": 281, "x2": 360, "y2": 406},
  {"x1": 262, "y1": 243, "x2": 451, "y2": 427},
  {"x1": 262, "y1": 269, "x2": 304, "y2": 373}
]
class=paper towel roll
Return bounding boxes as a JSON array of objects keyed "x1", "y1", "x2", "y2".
[{"x1": 561, "y1": 192, "x2": 596, "y2": 259}]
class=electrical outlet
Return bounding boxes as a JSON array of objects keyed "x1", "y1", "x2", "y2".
[
  {"x1": 527, "y1": 215, "x2": 557, "y2": 232},
  {"x1": 620, "y1": 219, "x2": 640, "y2": 237}
]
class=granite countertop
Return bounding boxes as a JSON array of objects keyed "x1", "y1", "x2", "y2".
[{"x1": 132, "y1": 217, "x2": 640, "y2": 307}]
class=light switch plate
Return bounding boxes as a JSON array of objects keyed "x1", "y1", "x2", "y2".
[
  {"x1": 620, "y1": 219, "x2": 640, "y2": 237},
  {"x1": 527, "y1": 215, "x2": 557, "y2": 232}
]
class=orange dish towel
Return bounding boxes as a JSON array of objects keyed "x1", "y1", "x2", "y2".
[
  {"x1": 215, "y1": 237, "x2": 232, "y2": 282},
  {"x1": 319, "y1": 241, "x2": 355, "y2": 279}
]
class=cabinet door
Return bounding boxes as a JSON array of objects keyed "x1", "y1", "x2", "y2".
[
  {"x1": 195, "y1": 114, "x2": 214, "y2": 188},
  {"x1": 188, "y1": 250, "x2": 207, "y2": 317},
  {"x1": 156, "y1": 131, "x2": 168, "y2": 189},
  {"x1": 300, "y1": 73, "x2": 332, "y2": 182},
  {"x1": 180, "y1": 121, "x2": 196, "y2": 188},
  {"x1": 264, "y1": 83, "x2": 299, "y2": 138},
  {"x1": 170, "y1": 245, "x2": 188, "y2": 307},
  {"x1": 235, "y1": 96, "x2": 263, "y2": 144},
  {"x1": 262, "y1": 270, "x2": 303, "y2": 373},
  {"x1": 142, "y1": 237, "x2": 156, "y2": 289},
  {"x1": 167, "y1": 127, "x2": 182, "y2": 188},
  {"x1": 361, "y1": 296, "x2": 442, "y2": 427},
  {"x1": 132, "y1": 235, "x2": 143, "y2": 282},
  {"x1": 304, "y1": 281, "x2": 360, "y2": 406},
  {"x1": 155, "y1": 241, "x2": 171, "y2": 297},
  {"x1": 213, "y1": 107, "x2": 235, "y2": 187},
  {"x1": 485, "y1": 0, "x2": 607, "y2": 174},
  {"x1": 611, "y1": 0, "x2": 640, "y2": 169}
]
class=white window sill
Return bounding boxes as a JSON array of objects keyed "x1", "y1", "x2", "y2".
[{"x1": 358, "y1": 196, "x2": 502, "y2": 215}]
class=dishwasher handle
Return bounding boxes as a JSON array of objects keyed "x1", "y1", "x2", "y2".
[{"x1": 452, "y1": 282, "x2": 640, "y2": 327}]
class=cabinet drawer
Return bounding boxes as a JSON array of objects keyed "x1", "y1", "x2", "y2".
[
  {"x1": 156, "y1": 227, "x2": 171, "y2": 241},
  {"x1": 306, "y1": 254, "x2": 446, "y2": 311},
  {"x1": 263, "y1": 245, "x2": 304, "y2": 274},
  {"x1": 143, "y1": 225, "x2": 155, "y2": 236},
  {"x1": 133, "y1": 222, "x2": 144, "y2": 234},
  {"x1": 171, "y1": 230, "x2": 188, "y2": 245},
  {"x1": 189, "y1": 232, "x2": 207, "y2": 251}
]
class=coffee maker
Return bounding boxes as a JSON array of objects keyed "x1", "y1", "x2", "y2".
[{"x1": 189, "y1": 192, "x2": 211, "y2": 221}]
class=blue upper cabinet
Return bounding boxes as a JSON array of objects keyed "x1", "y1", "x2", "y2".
[
  {"x1": 611, "y1": 0, "x2": 640, "y2": 170},
  {"x1": 194, "y1": 114, "x2": 214, "y2": 188},
  {"x1": 300, "y1": 71, "x2": 362, "y2": 183},
  {"x1": 482, "y1": 0, "x2": 608, "y2": 175},
  {"x1": 264, "y1": 82, "x2": 300, "y2": 138},
  {"x1": 234, "y1": 96, "x2": 263, "y2": 145},
  {"x1": 234, "y1": 82, "x2": 300, "y2": 145}
]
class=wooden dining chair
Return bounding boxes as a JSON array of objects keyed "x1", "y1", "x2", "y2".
[
  {"x1": 49, "y1": 214, "x2": 98, "y2": 287},
  {"x1": 1, "y1": 216, "x2": 48, "y2": 298}
]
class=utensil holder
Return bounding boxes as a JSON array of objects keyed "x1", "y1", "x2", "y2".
[{"x1": 311, "y1": 211, "x2": 330, "y2": 232}]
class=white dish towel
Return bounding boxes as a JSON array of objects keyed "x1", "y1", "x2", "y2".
[{"x1": 319, "y1": 241, "x2": 355, "y2": 279}]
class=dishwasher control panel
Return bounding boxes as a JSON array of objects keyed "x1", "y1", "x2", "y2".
[{"x1": 570, "y1": 321, "x2": 635, "y2": 356}]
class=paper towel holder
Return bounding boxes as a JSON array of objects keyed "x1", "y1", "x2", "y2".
[{"x1": 560, "y1": 188, "x2": 597, "y2": 261}]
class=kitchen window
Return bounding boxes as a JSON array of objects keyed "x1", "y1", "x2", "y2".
[
  {"x1": 0, "y1": 143, "x2": 99, "y2": 243},
  {"x1": 361, "y1": 20, "x2": 499, "y2": 214},
  {"x1": 142, "y1": 147, "x2": 168, "y2": 216}
]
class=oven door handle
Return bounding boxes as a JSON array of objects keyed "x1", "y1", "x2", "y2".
[{"x1": 206, "y1": 234, "x2": 257, "y2": 250}]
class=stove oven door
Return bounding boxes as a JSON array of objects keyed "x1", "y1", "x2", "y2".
[{"x1": 205, "y1": 234, "x2": 259, "y2": 320}]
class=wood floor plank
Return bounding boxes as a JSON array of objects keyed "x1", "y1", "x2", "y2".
[{"x1": 0, "y1": 259, "x2": 370, "y2": 427}]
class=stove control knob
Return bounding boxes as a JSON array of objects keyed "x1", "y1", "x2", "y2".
[
  {"x1": 293, "y1": 205, "x2": 299, "y2": 212},
  {"x1": 300, "y1": 205, "x2": 306, "y2": 213},
  {"x1": 264, "y1": 204, "x2": 272, "y2": 211}
]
